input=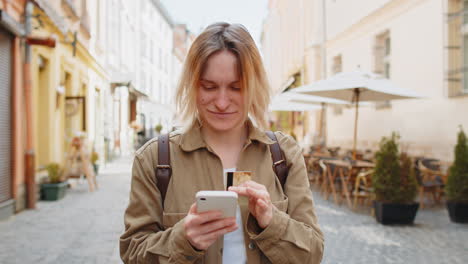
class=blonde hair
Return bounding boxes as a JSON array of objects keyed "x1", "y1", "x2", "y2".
[{"x1": 175, "y1": 22, "x2": 271, "y2": 130}]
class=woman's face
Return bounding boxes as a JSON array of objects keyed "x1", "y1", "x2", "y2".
[{"x1": 197, "y1": 50, "x2": 245, "y2": 133}]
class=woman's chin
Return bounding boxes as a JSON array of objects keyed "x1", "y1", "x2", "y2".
[{"x1": 204, "y1": 119, "x2": 241, "y2": 133}]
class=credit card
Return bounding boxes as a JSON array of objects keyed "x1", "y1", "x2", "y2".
[{"x1": 226, "y1": 171, "x2": 252, "y2": 190}]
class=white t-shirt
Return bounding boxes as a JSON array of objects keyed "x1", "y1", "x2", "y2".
[{"x1": 223, "y1": 168, "x2": 247, "y2": 264}]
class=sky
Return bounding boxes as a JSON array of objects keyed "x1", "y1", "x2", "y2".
[{"x1": 159, "y1": 0, "x2": 269, "y2": 47}]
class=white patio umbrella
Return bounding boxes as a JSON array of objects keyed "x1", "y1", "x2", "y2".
[
  {"x1": 294, "y1": 70, "x2": 424, "y2": 158},
  {"x1": 269, "y1": 90, "x2": 350, "y2": 111},
  {"x1": 269, "y1": 91, "x2": 351, "y2": 143},
  {"x1": 269, "y1": 101, "x2": 321, "y2": 112},
  {"x1": 275, "y1": 91, "x2": 350, "y2": 105}
]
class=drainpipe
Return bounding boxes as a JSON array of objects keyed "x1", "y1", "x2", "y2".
[
  {"x1": 321, "y1": 0, "x2": 327, "y2": 80},
  {"x1": 24, "y1": 1, "x2": 36, "y2": 209},
  {"x1": 23, "y1": 1, "x2": 57, "y2": 208}
]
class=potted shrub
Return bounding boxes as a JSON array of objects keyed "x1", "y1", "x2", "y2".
[
  {"x1": 372, "y1": 133, "x2": 419, "y2": 225},
  {"x1": 445, "y1": 127, "x2": 468, "y2": 223},
  {"x1": 155, "y1": 124, "x2": 163, "y2": 134},
  {"x1": 41, "y1": 163, "x2": 68, "y2": 201},
  {"x1": 91, "y1": 151, "x2": 99, "y2": 176}
]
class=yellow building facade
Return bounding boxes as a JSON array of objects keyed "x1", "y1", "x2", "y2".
[{"x1": 31, "y1": 1, "x2": 108, "y2": 171}]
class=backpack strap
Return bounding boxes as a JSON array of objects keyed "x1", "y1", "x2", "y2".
[
  {"x1": 265, "y1": 131, "x2": 289, "y2": 191},
  {"x1": 156, "y1": 133, "x2": 171, "y2": 208}
]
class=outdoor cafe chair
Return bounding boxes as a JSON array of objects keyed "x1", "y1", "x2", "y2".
[
  {"x1": 417, "y1": 158, "x2": 445, "y2": 208},
  {"x1": 353, "y1": 169, "x2": 374, "y2": 210},
  {"x1": 318, "y1": 159, "x2": 328, "y2": 196},
  {"x1": 319, "y1": 158, "x2": 347, "y2": 203},
  {"x1": 327, "y1": 147, "x2": 341, "y2": 157},
  {"x1": 306, "y1": 156, "x2": 321, "y2": 186}
]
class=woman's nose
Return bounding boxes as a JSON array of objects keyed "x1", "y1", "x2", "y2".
[{"x1": 214, "y1": 89, "x2": 230, "y2": 111}]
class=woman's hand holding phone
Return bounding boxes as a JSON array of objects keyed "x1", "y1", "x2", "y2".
[
  {"x1": 184, "y1": 203, "x2": 238, "y2": 251},
  {"x1": 229, "y1": 181, "x2": 273, "y2": 229}
]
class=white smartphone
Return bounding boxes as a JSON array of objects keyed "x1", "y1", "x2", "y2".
[{"x1": 195, "y1": 191, "x2": 238, "y2": 218}]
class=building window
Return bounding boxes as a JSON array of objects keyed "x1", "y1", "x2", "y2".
[
  {"x1": 108, "y1": 1, "x2": 119, "y2": 54},
  {"x1": 374, "y1": 31, "x2": 391, "y2": 78},
  {"x1": 151, "y1": 40, "x2": 155, "y2": 64},
  {"x1": 332, "y1": 54, "x2": 342, "y2": 74},
  {"x1": 159, "y1": 47, "x2": 162, "y2": 70},
  {"x1": 141, "y1": 33, "x2": 146, "y2": 57},
  {"x1": 446, "y1": 0, "x2": 468, "y2": 96},
  {"x1": 374, "y1": 31, "x2": 392, "y2": 109},
  {"x1": 141, "y1": 71, "x2": 146, "y2": 92},
  {"x1": 331, "y1": 55, "x2": 343, "y2": 115},
  {"x1": 463, "y1": 0, "x2": 468, "y2": 92}
]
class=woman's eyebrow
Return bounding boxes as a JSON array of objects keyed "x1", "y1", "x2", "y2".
[{"x1": 200, "y1": 79, "x2": 216, "y2": 84}]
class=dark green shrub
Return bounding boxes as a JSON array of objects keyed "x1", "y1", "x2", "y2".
[
  {"x1": 446, "y1": 127, "x2": 468, "y2": 202},
  {"x1": 398, "y1": 152, "x2": 418, "y2": 203},
  {"x1": 373, "y1": 133, "x2": 418, "y2": 203}
]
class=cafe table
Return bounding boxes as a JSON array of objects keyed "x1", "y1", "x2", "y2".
[{"x1": 323, "y1": 159, "x2": 375, "y2": 208}]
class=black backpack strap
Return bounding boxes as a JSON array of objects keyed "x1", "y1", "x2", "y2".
[
  {"x1": 156, "y1": 134, "x2": 171, "y2": 208},
  {"x1": 265, "y1": 131, "x2": 289, "y2": 191}
]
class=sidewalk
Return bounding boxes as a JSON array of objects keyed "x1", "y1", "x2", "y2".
[
  {"x1": 0, "y1": 156, "x2": 134, "y2": 264},
  {"x1": 1, "y1": 155, "x2": 467, "y2": 263},
  {"x1": 314, "y1": 188, "x2": 468, "y2": 264}
]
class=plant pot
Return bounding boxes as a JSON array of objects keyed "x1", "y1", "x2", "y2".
[
  {"x1": 93, "y1": 164, "x2": 99, "y2": 176},
  {"x1": 446, "y1": 201, "x2": 468, "y2": 223},
  {"x1": 41, "y1": 181, "x2": 68, "y2": 201},
  {"x1": 373, "y1": 201, "x2": 419, "y2": 225}
]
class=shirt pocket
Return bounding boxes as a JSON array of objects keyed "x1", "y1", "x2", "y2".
[{"x1": 162, "y1": 212, "x2": 187, "y2": 229}]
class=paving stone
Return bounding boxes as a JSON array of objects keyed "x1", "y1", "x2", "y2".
[
  {"x1": 1, "y1": 155, "x2": 467, "y2": 263},
  {"x1": 312, "y1": 188, "x2": 468, "y2": 264},
  {"x1": 0, "y1": 156, "x2": 132, "y2": 264}
]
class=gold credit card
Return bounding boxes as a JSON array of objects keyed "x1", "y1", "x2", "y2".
[{"x1": 226, "y1": 171, "x2": 252, "y2": 189}]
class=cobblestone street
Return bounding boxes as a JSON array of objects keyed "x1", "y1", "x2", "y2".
[
  {"x1": 315, "y1": 189, "x2": 468, "y2": 264},
  {"x1": 0, "y1": 156, "x2": 467, "y2": 264},
  {"x1": 0, "y1": 156, "x2": 132, "y2": 264}
]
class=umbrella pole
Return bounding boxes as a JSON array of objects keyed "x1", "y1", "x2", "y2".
[
  {"x1": 353, "y1": 89, "x2": 360, "y2": 160},
  {"x1": 321, "y1": 102, "x2": 326, "y2": 148}
]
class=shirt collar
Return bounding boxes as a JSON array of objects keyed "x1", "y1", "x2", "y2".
[{"x1": 178, "y1": 119, "x2": 275, "y2": 152}]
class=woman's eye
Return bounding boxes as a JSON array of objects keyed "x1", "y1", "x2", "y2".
[
  {"x1": 202, "y1": 85, "x2": 216, "y2": 90},
  {"x1": 231, "y1": 86, "x2": 241, "y2": 91}
]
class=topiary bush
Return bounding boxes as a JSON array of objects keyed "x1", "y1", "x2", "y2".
[
  {"x1": 446, "y1": 127, "x2": 468, "y2": 202},
  {"x1": 398, "y1": 152, "x2": 418, "y2": 203},
  {"x1": 372, "y1": 133, "x2": 418, "y2": 203}
]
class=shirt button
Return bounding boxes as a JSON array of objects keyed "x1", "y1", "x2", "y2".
[
  {"x1": 185, "y1": 255, "x2": 195, "y2": 261},
  {"x1": 220, "y1": 248, "x2": 224, "y2": 254},
  {"x1": 248, "y1": 241, "x2": 256, "y2": 250}
]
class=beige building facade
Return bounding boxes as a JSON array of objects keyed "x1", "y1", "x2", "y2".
[{"x1": 262, "y1": 0, "x2": 468, "y2": 161}]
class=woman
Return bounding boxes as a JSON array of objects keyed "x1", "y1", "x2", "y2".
[{"x1": 120, "y1": 22, "x2": 324, "y2": 264}]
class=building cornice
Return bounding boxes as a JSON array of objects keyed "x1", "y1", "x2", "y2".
[
  {"x1": 33, "y1": 0, "x2": 68, "y2": 35},
  {"x1": 0, "y1": 10, "x2": 25, "y2": 36},
  {"x1": 150, "y1": 0, "x2": 174, "y2": 27}
]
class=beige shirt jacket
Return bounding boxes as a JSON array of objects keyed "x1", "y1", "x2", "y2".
[{"x1": 120, "y1": 121, "x2": 324, "y2": 264}]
